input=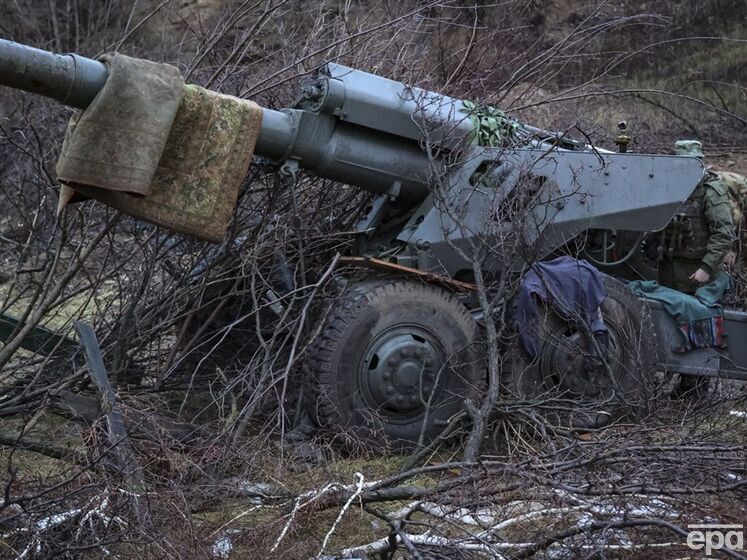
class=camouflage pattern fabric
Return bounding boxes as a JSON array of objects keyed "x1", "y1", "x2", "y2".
[
  {"x1": 717, "y1": 170, "x2": 747, "y2": 226},
  {"x1": 57, "y1": 52, "x2": 184, "y2": 197},
  {"x1": 718, "y1": 170, "x2": 747, "y2": 274},
  {"x1": 460, "y1": 100, "x2": 518, "y2": 147},
  {"x1": 674, "y1": 140, "x2": 704, "y2": 158},
  {"x1": 63, "y1": 84, "x2": 263, "y2": 242},
  {"x1": 55, "y1": 49, "x2": 264, "y2": 242}
]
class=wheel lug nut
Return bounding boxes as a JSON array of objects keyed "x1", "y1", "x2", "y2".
[
  {"x1": 386, "y1": 385, "x2": 394, "y2": 394},
  {"x1": 388, "y1": 358, "x2": 397, "y2": 366},
  {"x1": 410, "y1": 395, "x2": 418, "y2": 403},
  {"x1": 401, "y1": 348, "x2": 409, "y2": 356},
  {"x1": 415, "y1": 348, "x2": 423, "y2": 357},
  {"x1": 397, "y1": 395, "x2": 404, "y2": 403},
  {"x1": 383, "y1": 372, "x2": 391, "y2": 380}
]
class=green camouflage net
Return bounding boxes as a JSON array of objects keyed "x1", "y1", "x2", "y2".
[{"x1": 461, "y1": 100, "x2": 519, "y2": 147}]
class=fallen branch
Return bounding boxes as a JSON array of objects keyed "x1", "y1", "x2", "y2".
[
  {"x1": 0, "y1": 429, "x2": 85, "y2": 462},
  {"x1": 50, "y1": 391, "x2": 207, "y2": 445}
]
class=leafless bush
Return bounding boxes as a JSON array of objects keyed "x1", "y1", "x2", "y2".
[{"x1": 0, "y1": 0, "x2": 745, "y2": 558}]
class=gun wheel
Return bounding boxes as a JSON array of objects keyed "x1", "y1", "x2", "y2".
[
  {"x1": 504, "y1": 275, "x2": 662, "y2": 416},
  {"x1": 304, "y1": 278, "x2": 483, "y2": 450}
]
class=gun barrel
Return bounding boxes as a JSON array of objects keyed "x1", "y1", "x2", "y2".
[
  {"x1": 0, "y1": 39, "x2": 430, "y2": 201},
  {"x1": 0, "y1": 39, "x2": 296, "y2": 159},
  {"x1": 0, "y1": 39, "x2": 108, "y2": 109}
]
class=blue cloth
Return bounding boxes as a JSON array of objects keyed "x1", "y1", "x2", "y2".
[
  {"x1": 516, "y1": 256, "x2": 608, "y2": 358},
  {"x1": 626, "y1": 272, "x2": 730, "y2": 323}
]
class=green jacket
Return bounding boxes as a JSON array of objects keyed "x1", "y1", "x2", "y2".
[
  {"x1": 699, "y1": 176, "x2": 734, "y2": 275},
  {"x1": 659, "y1": 173, "x2": 734, "y2": 293}
]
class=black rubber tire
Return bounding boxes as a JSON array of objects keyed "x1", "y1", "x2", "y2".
[
  {"x1": 304, "y1": 278, "x2": 484, "y2": 449},
  {"x1": 504, "y1": 274, "x2": 661, "y2": 413}
]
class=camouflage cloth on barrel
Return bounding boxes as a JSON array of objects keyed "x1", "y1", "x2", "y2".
[
  {"x1": 57, "y1": 55, "x2": 263, "y2": 242},
  {"x1": 57, "y1": 52, "x2": 184, "y2": 197}
]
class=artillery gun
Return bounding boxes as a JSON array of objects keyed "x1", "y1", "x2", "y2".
[{"x1": 2, "y1": 40, "x2": 746, "y2": 446}]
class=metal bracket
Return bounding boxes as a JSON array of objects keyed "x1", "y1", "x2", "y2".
[{"x1": 356, "y1": 194, "x2": 390, "y2": 234}]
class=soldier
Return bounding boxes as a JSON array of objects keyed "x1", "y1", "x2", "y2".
[
  {"x1": 658, "y1": 140, "x2": 734, "y2": 294},
  {"x1": 660, "y1": 141, "x2": 735, "y2": 399}
]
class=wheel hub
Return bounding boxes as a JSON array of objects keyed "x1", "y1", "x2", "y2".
[
  {"x1": 361, "y1": 327, "x2": 442, "y2": 414},
  {"x1": 540, "y1": 323, "x2": 624, "y2": 399}
]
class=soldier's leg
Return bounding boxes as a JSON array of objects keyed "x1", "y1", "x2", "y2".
[
  {"x1": 657, "y1": 259, "x2": 676, "y2": 289},
  {"x1": 658, "y1": 259, "x2": 697, "y2": 293},
  {"x1": 672, "y1": 260, "x2": 699, "y2": 294},
  {"x1": 663, "y1": 261, "x2": 709, "y2": 397}
]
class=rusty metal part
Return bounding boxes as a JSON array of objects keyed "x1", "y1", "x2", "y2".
[{"x1": 339, "y1": 256, "x2": 477, "y2": 292}]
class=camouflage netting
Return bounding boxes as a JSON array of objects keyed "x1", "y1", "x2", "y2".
[
  {"x1": 57, "y1": 56, "x2": 263, "y2": 242},
  {"x1": 460, "y1": 100, "x2": 518, "y2": 147}
]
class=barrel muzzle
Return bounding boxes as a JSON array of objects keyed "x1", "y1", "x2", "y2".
[{"x1": 0, "y1": 38, "x2": 107, "y2": 109}]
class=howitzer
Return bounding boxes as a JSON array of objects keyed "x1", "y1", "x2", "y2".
[
  {"x1": 2, "y1": 39, "x2": 747, "y2": 445},
  {"x1": 0, "y1": 39, "x2": 706, "y2": 272}
]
